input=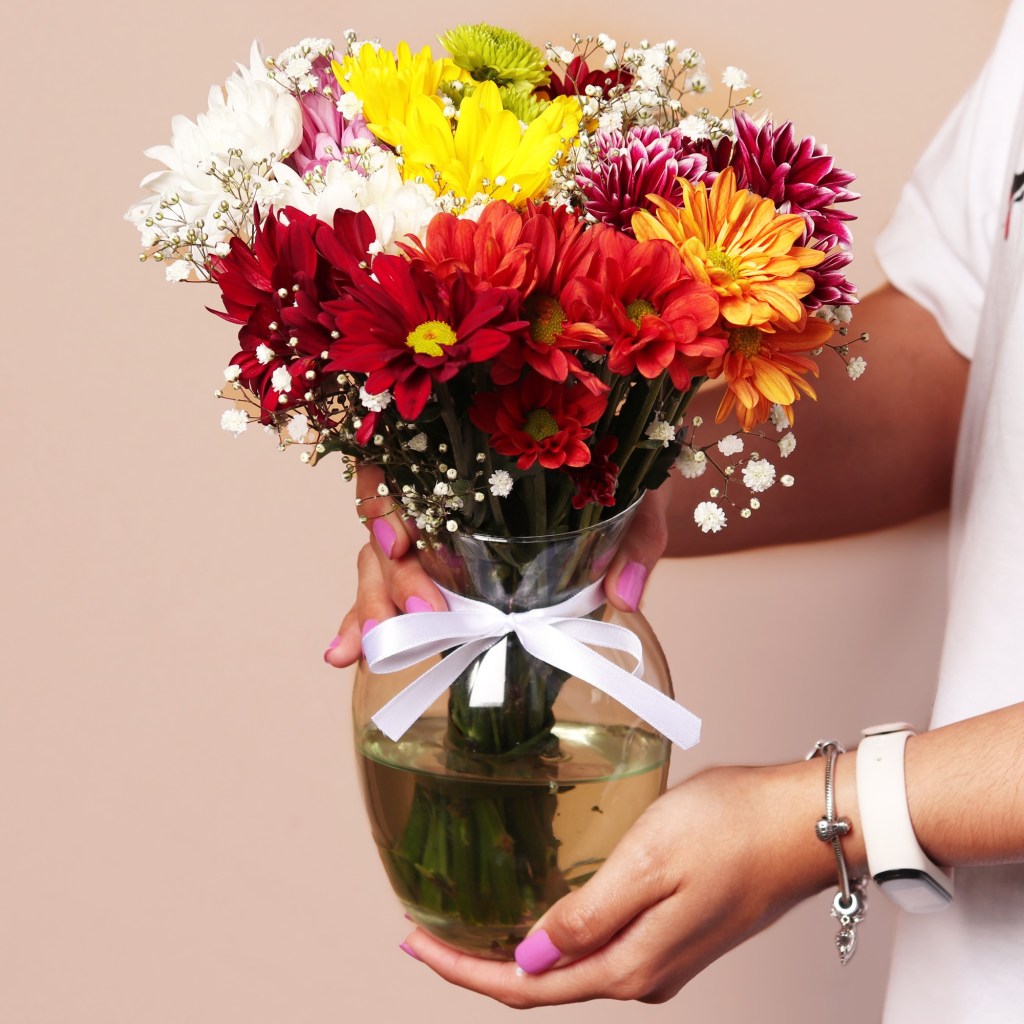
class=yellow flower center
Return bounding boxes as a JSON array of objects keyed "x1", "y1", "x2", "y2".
[
  {"x1": 625, "y1": 298, "x2": 657, "y2": 329},
  {"x1": 525, "y1": 295, "x2": 567, "y2": 346},
  {"x1": 707, "y1": 244, "x2": 741, "y2": 280},
  {"x1": 730, "y1": 326, "x2": 763, "y2": 359},
  {"x1": 406, "y1": 319, "x2": 458, "y2": 357},
  {"x1": 524, "y1": 408, "x2": 559, "y2": 441}
]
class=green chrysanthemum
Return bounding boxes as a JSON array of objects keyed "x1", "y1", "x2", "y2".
[
  {"x1": 497, "y1": 85, "x2": 549, "y2": 124},
  {"x1": 439, "y1": 23, "x2": 550, "y2": 94}
]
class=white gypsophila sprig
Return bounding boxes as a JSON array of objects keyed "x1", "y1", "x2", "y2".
[
  {"x1": 778, "y1": 432, "x2": 797, "y2": 458},
  {"x1": 694, "y1": 500, "x2": 727, "y2": 533},
  {"x1": 847, "y1": 356, "x2": 867, "y2": 380},
  {"x1": 717, "y1": 434, "x2": 744, "y2": 457},
  {"x1": 645, "y1": 419, "x2": 676, "y2": 447},
  {"x1": 285, "y1": 413, "x2": 310, "y2": 442},
  {"x1": 742, "y1": 458, "x2": 777, "y2": 493},
  {"x1": 221, "y1": 408, "x2": 249, "y2": 436},
  {"x1": 488, "y1": 470, "x2": 514, "y2": 498},
  {"x1": 675, "y1": 446, "x2": 707, "y2": 479},
  {"x1": 360, "y1": 385, "x2": 393, "y2": 412}
]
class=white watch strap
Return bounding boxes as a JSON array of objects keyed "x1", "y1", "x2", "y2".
[{"x1": 856, "y1": 725, "x2": 954, "y2": 912}]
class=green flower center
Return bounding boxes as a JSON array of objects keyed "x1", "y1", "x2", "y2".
[
  {"x1": 730, "y1": 326, "x2": 763, "y2": 359},
  {"x1": 525, "y1": 295, "x2": 567, "y2": 346},
  {"x1": 707, "y1": 244, "x2": 741, "y2": 280},
  {"x1": 625, "y1": 298, "x2": 657, "y2": 330},
  {"x1": 406, "y1": 320, "x2": 458, "y2": 357},
  {"x1": 524, "y1": 408, "x2": 559, "y2": 441}
]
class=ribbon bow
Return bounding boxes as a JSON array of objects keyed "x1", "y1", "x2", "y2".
[{"x1": 362, "y1": 579, "x2": 701, "y2": 750}]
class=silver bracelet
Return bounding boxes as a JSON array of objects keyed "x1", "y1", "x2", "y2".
[{"x1": 806, "y1": 739, "x2": 868, "y2": 965}]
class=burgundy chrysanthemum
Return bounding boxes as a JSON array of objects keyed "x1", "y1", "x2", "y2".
[
  {"x1": 210, "y1": 206, "x2": 375, "y2": 421},
  {"x1": 804, "y1": 240, "x2": 857, "y2": 310},
  {"x1": 543, "y1": 57, "x2": 633, "y2": 99},
  {"x1": 565, "y1": 436, "x2": 619, "y2": 509},
  {"x1": 577, "y1": 126, "x2": 709, "y2": 235},
  {"x1": 325, "y1": 257, "x2": 525, "y2": 420},
  {"x1": 731, "y1": 111, "x2": 859, "y2": 249},
  {"x1": 469, "y1": 372, "x2": 608, "y2": 470}
]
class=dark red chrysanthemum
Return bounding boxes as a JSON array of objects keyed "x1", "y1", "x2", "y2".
[
  {"x1": 325, "y1": 256, "x2": 525, "y2": 419},
  {"x1": 469, "y1": 372, "x2": 608, "y2": 470},
  {"x1": 542, "y1": 57, "x2": 633, "y2": 99},
  {"x1": 577, "y1": 126, "x2": 709, "y2": 234},
  {"x1": 565, "y1": 436, "x2": 619, "y2": 509},
  {"x1": 592, "y1": 233, "x2": 723, "y2": 391},
  {"x1": 210, "y1": 205, "x2": 375, "y2": 421},
  {"x1": 731, "y1": 111, "x2": 859, "y2": 249}
]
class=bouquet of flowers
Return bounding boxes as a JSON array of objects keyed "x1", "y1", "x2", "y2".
[{"x1": 129, "y1": 23, "x2": 864, "y2": 955}]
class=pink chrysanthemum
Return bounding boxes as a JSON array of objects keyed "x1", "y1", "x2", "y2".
[
  {"x1": 731, "y1": 111, "x2": 859, "y2": 249},
  {"x1": 577, "y1": 126, "x2": 709, "y2": 234},
  {"x1": 804, "y1": 240, "x2": 857, "y2": 310},
  {"x1": 287, "y1": 93, "x2": 375, "y2": 176}
]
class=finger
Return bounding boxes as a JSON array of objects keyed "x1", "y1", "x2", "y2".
[
  {"x1": 356, "y1": 465, "x2": 411, "y2": 561},
  {"x1": 324, "y1": 543, "x2": 397, "y2": 668},
  {"x1": 512, "y1": 820, "x2": 676, "y2": 974},
  {"x1": 604, "y1": 485, "x2": 671, "y2": 612}
]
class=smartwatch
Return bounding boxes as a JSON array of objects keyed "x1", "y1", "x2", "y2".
[{"x1": 856, "y1": 723, "x2": 954, "y2": 913}]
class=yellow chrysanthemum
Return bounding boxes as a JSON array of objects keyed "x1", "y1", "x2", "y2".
[
  {"x1": 632, "y1": 167, "x2": 824, "y2": 329},
  {"x1": 389, "y1": 80, "x2": 582, "y2": 208},
  {"x1": 333, "y1": 42, "x2": 467, "y2": 148}
]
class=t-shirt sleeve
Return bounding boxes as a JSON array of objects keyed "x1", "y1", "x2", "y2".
[{"x1": 875, "y1": 40, "x2": 1013, "y2": 360}]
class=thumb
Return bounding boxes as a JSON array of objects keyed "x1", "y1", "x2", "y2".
[
  {"x1": 604, "y1": 485, "x2": 671, "y2": 612},
  {"x1": 514, "y1": 827, "x2": 674, "y2": 975}
]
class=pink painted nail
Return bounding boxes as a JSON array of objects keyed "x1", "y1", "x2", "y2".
[
  {"x1": 323, "y1": 635, "x2": 341, "y2": 662},
  {"x1": 514, "y1": 930, "x2": 562, "y2": 974},
  {"x1": 615, "y1": 561, "x2": 647, "y2": 612},
  {"x1": 361, "y1": 619, "x2": 379, "y2": 637},
  {"x1": 399, "y1": 942, "x2": 421, "y2": 962},
  {"x1": 373, "y1": 519, "x2": 397, "y2": 559},
  {"x1": 405, "y1": 596, "x2": 433, "y2": 614}
]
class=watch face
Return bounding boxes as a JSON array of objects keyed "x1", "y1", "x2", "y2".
[{"x1": 877, "y1": 870, "x2": 954, "y2": 913}]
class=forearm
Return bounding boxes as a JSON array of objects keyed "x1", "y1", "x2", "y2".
[{"x1": 665, "y1": 284, "x2": 970, "y2": 556}]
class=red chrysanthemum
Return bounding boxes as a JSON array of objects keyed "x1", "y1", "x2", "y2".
[
  {"x1": 410, "y1": 202, "x2": 608, "y2": 391},
  {"x1": 210, "y1": 206, "x2": 375, "y2": 421},
  {"x1": 326, "y1": 256, "x2": 525, "y2": 419},
  {"x1": 593, "y1": 233, "x2": 723, "y2": 390},
  {"x1": 576, "y1": 126, "x2": 709, "y2": 234},
  {"x1": 731, "y1": 111, "x2": 859, "y2": 249},
  {"x1": 469, "y1": 372, "x2": 607, "y2": 470},
  {"x1": 565, "y1": 436, "x2": 619, "y2": 509},
  {"x1": 542, "y1": 57, "x2": 633, "y2": 99}
]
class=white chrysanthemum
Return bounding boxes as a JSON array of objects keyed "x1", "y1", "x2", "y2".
[
  {"x1": 360, "y1": 385, "x2": 393, "y2": 412},
  {"x1": 488, "y1": 470, "x2": 514, "y2": 498},
  {"x1": 406, "y1": 432, "x2": 428, "y2": 452},
  {"x1": 127, "y1": 42, "x2": 302, "y2": 249},
  {"x1": 645, "y1": 419, "x2": 676, "y2": 447},
  {"x1": 847, "y1": 356, "x2": 867, "y2": 380},
  {"x1": 286, "y1": 413, "x2": 309, "y2": 442},
  {"x1": 769, "y1": 403, "x2": 791, "y2": 433},
  {"x1": 722, "y1": 66, "x2": 749, "y2": 89},
  {"x1": 742, "y1": 459, "x2": 777, "y2": 492},
  {"x1": 694, "y1": 501, "x2": 727, "y2": 533},
  {"x1": 717, "y1": 434, "x2": 744, "y2": 457},
  {"x1": 223, "y1": 364, "x2": 242, "y2": 382},
  {"x1": 255, "y1": 343, "x2": 275, "y2": 365},
  {"x1": 675, "y1": 446, "x2": 707, "y2": 479},
  {"x1": 270, "y1": 366, "x2": 292, "y2": 393},
  {"x1": 221, "y1": 408, "x2": 249, "y2": 436},
  {"x1": 779, "y1": 432, "x2": 797, "y2": 458}
]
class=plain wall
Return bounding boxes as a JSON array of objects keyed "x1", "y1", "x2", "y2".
[{"x1": 1, "y1": 1, "x2": 1009, "y2": 1020}]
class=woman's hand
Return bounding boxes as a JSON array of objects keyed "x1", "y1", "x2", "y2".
[
  {"x1": 323, "y1": 466, "x2": 675, "y2": 667},
  {"x1": 398, "y1": 758, "x2": 847, "y2": 1006}
]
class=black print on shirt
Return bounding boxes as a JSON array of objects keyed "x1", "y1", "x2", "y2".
[{"x1": 1005, "y1": 169, "x2": 1024, "y2": 238}]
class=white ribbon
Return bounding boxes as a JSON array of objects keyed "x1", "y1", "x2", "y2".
[{"x1": 363, "y1": 579, "x2": 701, "y2": 750}]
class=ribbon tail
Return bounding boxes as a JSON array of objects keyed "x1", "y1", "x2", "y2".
[
  {"x1": 370, "y1": 638, "x2": 499, "y2": 741},
  {"x1": 518, "y1": 627, "x2": 702, "y2": 750}
]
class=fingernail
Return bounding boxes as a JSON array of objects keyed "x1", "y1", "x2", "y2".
[
  {"x1": 322, "y1": 636, "x2": 341, "y2": 662},
  {"x1": 615, "y1": 561, "x2": 647, "y2": 611},
  {"x1": 405, "y1": 596, "x2": 432, "y2": 614},
  {"x1": 514, "y1": 930, "x2": 562, "y2": 975},
  {"x1": 373, "y1": 519, "x2": 397, "y2": 559},
  {"x1": 361, "y1": 619, "x2": 379, "y2": 638},
  {"x1": 399, "y1": 942, "x2": 421, "y2": 962}
]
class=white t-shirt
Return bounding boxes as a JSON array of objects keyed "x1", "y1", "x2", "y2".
[{"x1": 875, "y1": 1, "x2": 1024, "y2": 1018}]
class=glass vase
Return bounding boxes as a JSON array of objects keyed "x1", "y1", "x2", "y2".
[{"x1": 351, "y1": 500, "x2": 673, "y2": 960}]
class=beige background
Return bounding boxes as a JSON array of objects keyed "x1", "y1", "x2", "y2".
[{"x1": 1, "y1": 1, "x2": 1009, "y2": 1021}]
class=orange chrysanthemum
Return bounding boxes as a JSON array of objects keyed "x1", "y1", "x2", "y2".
[
  {"x1": 632, "y1": 167, "x2": 825, "y2": 329},
  {"x1": 708, "y1": 316, "x2": 836, "y2": 430}
]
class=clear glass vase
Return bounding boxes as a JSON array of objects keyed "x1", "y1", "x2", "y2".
[{"x1": 351, "y1": 500, "x2": 673, "y2": 960}]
